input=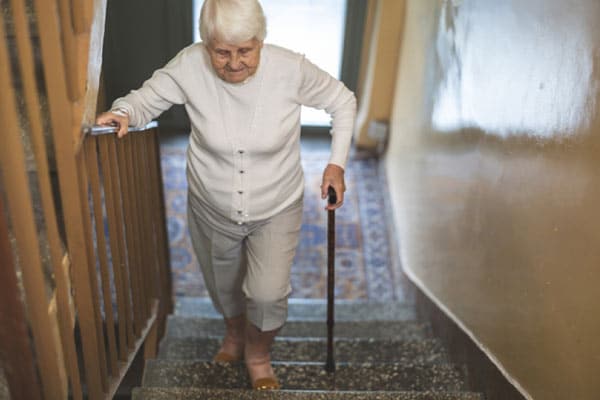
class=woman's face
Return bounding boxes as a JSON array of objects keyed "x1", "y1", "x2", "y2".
[{"x1": 207, "y1": 38, "x2": 263, "y2": 84}]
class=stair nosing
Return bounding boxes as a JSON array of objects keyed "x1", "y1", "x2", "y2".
[
  {"x1": 141, "y1": 359, "x2": 471, "y2": 393},
  {"x1": 175, "y1": 298, "x2": 418, "y2": 321},
  {"x1": 133, "y1": 386, "x2": 485, "y2": 395},
  {"x1": 145, "y1": 359, "x2": 463, "y2": 368}
]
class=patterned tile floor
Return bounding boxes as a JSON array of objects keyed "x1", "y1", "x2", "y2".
[{"x1": 160, "y1": 136, "x2": 404, "y2": 301}]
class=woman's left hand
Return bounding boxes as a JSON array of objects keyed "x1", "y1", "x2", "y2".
[{"x1": 321, "y1": 163, "x2": 345, "y2": 210}]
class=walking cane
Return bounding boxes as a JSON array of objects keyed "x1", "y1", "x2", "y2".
[{"x1": 325, "y1": 186, "x2": 337, "y2": 373}]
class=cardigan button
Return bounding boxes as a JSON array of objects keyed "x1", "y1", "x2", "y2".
[{"x1": 239, "y1": 170, "x2": 245, "y2": 174}]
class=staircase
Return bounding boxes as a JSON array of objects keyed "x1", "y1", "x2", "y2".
[{"x1": 132, "y1": 298, "x2": 484, "y2": 399}]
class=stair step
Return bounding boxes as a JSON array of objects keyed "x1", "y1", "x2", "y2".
[
  {"x1": 158, "y1": 337, "x2": 449, "y2": 364},
  {"x1": 166, "y1": 316, "x2": 431, "y2": 340},
  {"x1": 142, "y1": 360, "x2": 468, "y2": 392},
  {"x1": 133, "y1": 387, "x2": 484, "y2": 400},
  {"x1": 176, "y1": 297, "x2": 416, "y2": 321}
]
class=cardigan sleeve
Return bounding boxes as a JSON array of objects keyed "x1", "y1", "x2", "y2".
[
  {"x1": 297, "y1": 56, "x2": 357, "y2": 169},
  {"x1": 111, "y1": 50, "x2": 189, "y2": 128}
]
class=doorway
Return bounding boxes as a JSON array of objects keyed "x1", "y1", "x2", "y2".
[{"x1": 192, "y1": 0, "x2": 347, "y2": 126}]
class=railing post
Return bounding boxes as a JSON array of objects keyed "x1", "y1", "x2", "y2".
[
  {"x1": 2, "y1": 0, "x2": 175, "y2": 397},
  {"x1": 32, "y1": 0, "x2": 109, "y2": 397},
  {"x1": 8, "y1": 0, "x2": 85, "y2": 396},
  {"x1": 0, "y1": 197, "x2": 43, "y2": 400},
  {"x1": 0, "y1": 9, "x2": 68, "y2": 399}
]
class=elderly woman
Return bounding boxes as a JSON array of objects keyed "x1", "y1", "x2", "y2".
[{"x1": 97, "y1": 0, "x2": 356, "y2": 390}]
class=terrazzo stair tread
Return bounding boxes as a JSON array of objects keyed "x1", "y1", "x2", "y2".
[
  {"x1": 142, "y1": 360, "x2": 468, "y2": 392},
  {"x1": 166, "y1": 316, "x2": 431, "y2": 340},
  {"x1": 133, "y1": 387, "x2": 485, "y2": 400},
  {"x1": 158, "y1": 336, "x2": 449, "y2": 364},
  {"x1": 176, "y1": 297, "x2": 416, "y2": 321}
]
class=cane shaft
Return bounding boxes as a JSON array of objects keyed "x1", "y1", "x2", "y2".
[{"x1": 326, "y1": 187, "x2": 336, "y2": 373}]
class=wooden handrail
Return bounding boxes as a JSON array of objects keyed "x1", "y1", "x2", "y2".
[
  {"x1": 84, "y1": 121, "x2": 159, "y2": 136},
  {"x1": 8, "y1": 0, "x2": 84, "y2": 396},
  {"x1": 1, "y1": 1, "x2": 173, "y2": 399},
  {"x1": 0, "y1": 8, "x2": 69, "y2": 398}
]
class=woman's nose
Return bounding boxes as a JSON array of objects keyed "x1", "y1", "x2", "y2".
[{"x1": 229, "y1": 54, "x2": 241, "y2": 69}]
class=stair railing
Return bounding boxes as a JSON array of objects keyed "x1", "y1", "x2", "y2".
[{"x1": 0, "y1": 1, "x2": 173, "y2": 399}]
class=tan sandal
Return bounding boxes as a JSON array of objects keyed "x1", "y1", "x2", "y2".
[{"x1": 252, "y1": 376, "x2": 281, "y2": 390}]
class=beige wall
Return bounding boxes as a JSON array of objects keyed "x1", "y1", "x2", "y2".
[{"x1": 385, "y1": 0, "x2": 600, "y2": 399}]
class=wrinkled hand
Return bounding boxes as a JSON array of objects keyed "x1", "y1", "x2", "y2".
[
  {"x1": 96, "y1": 111, "x2": 129, "y2": 138},
  {"x1": 321, "y1": 163, "x2": 345, "y2": 210}
]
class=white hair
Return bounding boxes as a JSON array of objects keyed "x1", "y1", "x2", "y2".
[{"x1": 199, "y1": 0, "x2": 267, "y2": 43}]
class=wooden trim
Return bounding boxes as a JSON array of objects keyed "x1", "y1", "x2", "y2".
[
  {"x1": 98, "y1": 136, "x2": 129, "y2": 360},
  {"x1": 131, "y1": 135, "x2": 151, "y2": 318},
  {"x1": 46, "y1": 295, "x2": 69, "y2": 392},
  {"x1": 110, "y1": 138, "x2": 136, "y2": 347},
  {"x1": 143, "y1": 317, "x2": 159, "y2": 360},
  {"x1": 3, "y1": 1, "x2": 171, "y2": 398},
  {"x1": 60, "y1": 255, "x2": 77, "y2": 327},
  {"x1": 0, "y1": 195, "x2": 43, "y2": 400},
  {"x1": 8, "y1": 0, "x2": 63, "y2": 261},
  {"x1": 71, "y1": 0, "x2": 94, "y2": 35},
  {"x1": 0, "y1": 11, "x2": 68, "y2": 399},
  {"x1": 118, "y1": 136, "x2": 144, "y2": 337},
  {"x1": 75, "y1": 149, "x2": 110, "y2": 393},
  {"x1": 146, "y1": 136, "x2": 164, "y2": 308},
  {"x1": 137, "y1": 135, "x2": 158, "y2": 312},
  {"x1": 58, "y1": 0, "x2": 85, "y2": 101},
  {"x1": 140, "y1": 137, "x2": 158, "y2": 304},
  {"x1": 32, "y1": 0, "x2": 106, "y2": 396},
  {"x1": 147, "y1": 131, "x2": 174, "y2": 323},
  {"x1": 8, "y1": 0, "x2": 85, "y2": 396},
  {"x1": 85, "y1": 138, "x2": 119, "y2": 375}
]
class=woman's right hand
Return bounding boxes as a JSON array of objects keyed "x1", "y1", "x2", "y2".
[{"x1": 96, "y1": 111, "x2": 129, "y2": 138}]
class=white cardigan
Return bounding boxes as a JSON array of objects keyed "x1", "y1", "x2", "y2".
[{"x1": 112, "y1": 43, "x2": 356, "y2": 224}]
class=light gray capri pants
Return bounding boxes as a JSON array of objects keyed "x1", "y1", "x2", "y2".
[{"x1": 187, "y1": 194, "x2": 303, "y2": 331}]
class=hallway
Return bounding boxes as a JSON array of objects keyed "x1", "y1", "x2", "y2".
[
  {"x1": 131, "y1": 132, "x2": 489, "y2": 399},
  {"x1": 159, "y1": 132, "x2": 410, "y2": 302}
]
